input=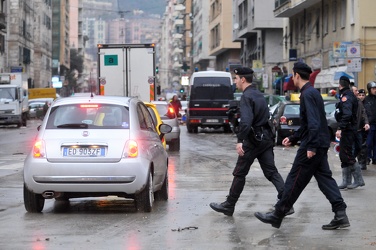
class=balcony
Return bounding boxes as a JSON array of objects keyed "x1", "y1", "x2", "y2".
[
  {"x1": 0, "y1": 12, "x2": 6, "y2": 30},
  {"x1": 274, "y1": 0, "x2": 321, "y2": 18}
]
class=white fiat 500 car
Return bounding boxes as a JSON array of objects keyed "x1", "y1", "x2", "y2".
[{"x1": 23, "y1": 95, "x2": 171, "y2": 213}]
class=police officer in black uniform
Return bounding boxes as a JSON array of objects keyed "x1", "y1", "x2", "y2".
[
  {"x1": 209, "y1": 67, "x2": 292, "y2": 216},
  {"x1": 254, "y1": 62, "x2": 349, "y2": 230},
  {"x1": 335, "y1": 76, "x2": 365, "y2": 189}
]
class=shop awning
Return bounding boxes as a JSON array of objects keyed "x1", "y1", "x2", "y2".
[
  {"x1": 315, "y1": 66, "x2": 354, "y2": 88},
  {"x1": 283, "y1": 74, "x2": 297, "y2": 91},
  {"x1": 309, "y1": 69, "x2": 320, "y2": 87}
]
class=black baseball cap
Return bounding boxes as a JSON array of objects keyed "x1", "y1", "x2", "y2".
[{"x1": 234, "y1": 67, "x2": 254, "y2": 76}]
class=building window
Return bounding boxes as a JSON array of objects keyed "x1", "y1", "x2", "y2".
[
  {"x1": 340, "y1": 0, "x2": 346, "y2": 28},
  {"x1": 323, "y1": 4, "x2": 329, "y2": 35},
  {"x1": 306, "y1": 12, "x2": 312, "y2": 41},
  {"x1": 332, "y1": 1, "x2": 337, "y2": 32},
  {"x1": 315, "y1": 8, "x2": 320, "y2": 38},
  {"x1": 350, "y1": 0, "x2": 355, "y2": 25}
]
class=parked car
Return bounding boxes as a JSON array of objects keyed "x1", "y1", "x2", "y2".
[
  {"x1": 152, "y1": 101, "x2": 181, "y2": 151},
  {"x1": 270, "y1": 101, "x2": 300, "y2": 145},
  {"x1": 144, "y1": 102, "x2": 167, "y2": 149},
  {"x1": 23, "y1": 95, "x2": 172, "y2": 213},
  {"x1": 28, "y1": 102, "x2": 45, "y2": 119},
  {"x1": 323, "y1": 100, "x2": 338, "y2": 141}
]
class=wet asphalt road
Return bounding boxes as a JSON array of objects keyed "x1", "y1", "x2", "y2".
[{"x1": 1, "y1": 120, "x2": 376, "y2": 249}]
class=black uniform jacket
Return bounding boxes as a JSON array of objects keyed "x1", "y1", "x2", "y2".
[
  {"x1": 237, "y1": 85, "x2": 270, "y2": 143},
  {"x1": 364, "y1": 94, "x2": 376, "y2": 125},
  {"x1": 335, "y1": 87, "x2": 358, "y2": 130},
  {"x1": 289, "y1": 82, "x2": 330, "y2": 152}
]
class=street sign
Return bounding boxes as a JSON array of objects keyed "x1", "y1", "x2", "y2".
[
  {"x1": 346, "y1": 44, "x2": 361, "y2": 58},
  {"x1": 347, "y1": 58, "x2": 362, "y2": 72}
]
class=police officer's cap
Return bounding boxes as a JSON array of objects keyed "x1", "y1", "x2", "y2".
[
  {"x1": 292, "y1": 62, "x2": 312, "y2": 74},
  {"x1": 358, "y1": 89, "x2": 366, "y2": 94},
  {"x1": 339, "y1": 76, "x2": 351, "y2": 87},
  {"x1": 234, "y1": 67, "x2": 254, "y2": 76}
]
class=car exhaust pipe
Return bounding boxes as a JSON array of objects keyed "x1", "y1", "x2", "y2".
[{"x1": 42, "y1": 191, "x2": 61, "y2": 199}]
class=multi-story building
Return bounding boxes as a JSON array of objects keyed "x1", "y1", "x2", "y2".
[
  {"x1": 208, "y1": 0, "x2": 241, "y2": 72},
  {"x1": 34, "y1": 0, "x2": 53, "y2": 88},
  {"x1": 7, "y1": 0, "x2": 35, "y2": 85},
  {"x1": 0, "y1": 0, "x2": 6, "y2": 72},
  {"x1": 233, "y1": 0, "x2": 287, "y2": 93},
  {"x1": 52, "y1": 0, "x2": 70, "y2": 81},
  {"x1": 192, "y1": 0, "x2": 215, "y2": 71},
  {"x1": 275, "y1": 0, "x2": 376, "y2": 91}
]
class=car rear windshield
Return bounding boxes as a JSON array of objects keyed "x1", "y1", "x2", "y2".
[
  {"x1": 190, "y1": 77, "x2": 233, "y2": 100},
  {"x1": 283, "y1": 104, "x2": 300, "y2": 115},
  {"x1": 46, "y1": 103, "x2": 130, "y2": 129}
]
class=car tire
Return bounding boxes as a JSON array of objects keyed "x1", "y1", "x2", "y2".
[
  {"x1": 187, "y1": 123, "x2": 194, "y2": 133},
  {"x1": 135, "y1": 172, "x2": 154, "y2": 212},
  {"x1": 155, "y1": 169, "x2": 168, "y2": 201},
  {"x1": 23, "y1": 184, "x2": 45, "y2": 213},
  {"x1": 169, "y1": 138, "x2": 180, "y2": 151},
  {"x1": 223, "y1": 125, "x2": 231, "y2": 133},
  {"x1": 22, "y1": 113, "x2": 27, "y2": 127}
]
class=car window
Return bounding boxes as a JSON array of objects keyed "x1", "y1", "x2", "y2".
[
  {"x1": 191, "y1": 77, "x2": 233, "y2": 100},
  {"x1": 325, "y1": 102, "x2": 336, "y2": 115},
  {"x1": 283, "y1": 104, "x2": 300, "y2": 115},
  {"x1": 46, "y1": 104, "x2": 129, "y2": 129},
  {"x1": 147, "y1": 107, "x2": 158, "y2": 127},
  {"x1": 138, "y1": 104, "x2": 156, "y2": 132}
]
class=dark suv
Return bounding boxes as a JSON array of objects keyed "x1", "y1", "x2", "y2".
[{"x1": 186, "y1": 71, "x2": 233, "y2": 133}]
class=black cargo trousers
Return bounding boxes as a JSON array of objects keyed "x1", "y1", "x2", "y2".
[{"x1": 228, "y1": 129, "x2": 285, "y2": 202}]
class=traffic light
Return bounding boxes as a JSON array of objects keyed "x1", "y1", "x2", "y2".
[
  {"x1": 180, "y1": 87, "x2": 184, "y2": 93},
  {"x1": 155, "y1": 67, "x2": 159, "y2": 74}
]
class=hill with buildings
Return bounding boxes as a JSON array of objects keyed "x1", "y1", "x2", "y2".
[{"x1": 118, "y1": 0, "x2": 166, "y2": 17}]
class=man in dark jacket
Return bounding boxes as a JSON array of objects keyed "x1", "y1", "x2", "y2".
[
  {"x1": 209, "y1": 67, "x2": 292, "y2": 217},
  {"x1": 335, "y1": 77, "x2": 364, "y2": 189},
  {"x1": 254, "y1": 62, "x2": 349, "y2": 230},
  {"x1": 364, "y1": 81, "x2": 376, "y2": 165}
]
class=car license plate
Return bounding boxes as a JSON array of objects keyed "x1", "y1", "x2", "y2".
[
  {"x1": 206, "y1": 119, "x2": 219, "y2": 123},
  {"x1": 63, "y1": 147, "x2": 105, "y2": 157}
]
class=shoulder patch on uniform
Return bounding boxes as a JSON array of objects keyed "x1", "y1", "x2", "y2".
[{"x1": 341, "y1": 96, "x2": 347, "y2": 102}]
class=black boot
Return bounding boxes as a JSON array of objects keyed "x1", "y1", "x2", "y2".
[
  {"x1": 338, "y1": 167, "x2": 351, "y2": 189},
  {"x1": 210, "y1": 199, "x2": 235, "y2": 216},
  {"x1": 254, "y1": 210, "x2": 284, "y2": 228},
  {"x1": 347, "y1": 162, "x2": 365, "y2": 189},
  {"x1": 322, "y1": 210, "x2": 350, "y2": 230}
]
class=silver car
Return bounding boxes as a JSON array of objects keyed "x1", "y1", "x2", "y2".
[
  {"x1": 23, "y1": 95, "x2": 171, "y2": 213},
  {"x1": 152, "y1": 101, "x2": 181, "y2": 151}
]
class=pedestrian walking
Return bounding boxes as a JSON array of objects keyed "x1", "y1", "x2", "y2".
[
  {"x1": 364, "y1": 81, "x2": 376, "y2": 165},
  {"x1": 335, "y1": 77, "x2": 364, "y2": 189},
  {"x1": 254, "y1": 62, "x2": 349, "y2": 230},
  {"x1": 209, "y1": 67, "x2": 293, "y2": 216},
  {"x1": 357, "y1": 89, "x2": 370, "y2": 169},
  {"x1": 351, "y1": 86, "x2": 369, "y2": 171}
]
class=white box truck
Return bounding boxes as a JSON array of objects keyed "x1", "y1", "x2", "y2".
[
  {"x1": 0, "y1": 73, "x2": 29, "y2": 127},
  {"x1": 97, "y1": 43, "x2": 156, "y2": 101}
]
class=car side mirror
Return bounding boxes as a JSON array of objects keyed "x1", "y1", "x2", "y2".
[{"x1": 159, "y1": 124, "x2": 172, "y2": 140}]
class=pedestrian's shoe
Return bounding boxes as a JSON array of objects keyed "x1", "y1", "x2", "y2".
[
  {"x1": 338, "y1": 167, "x2": 351, "y2": 189},
  {"x1": 322, "y1": 210, "x2": 350, "y2": 230},
  {"x1": 361, "y1": 164, "x2": 367, "y2": 170},
  {"x1": 366, "y1": 158, "x2": 371, "y2": 165},
  {"x1": 285, "y1": 206, "x2": 295, "y2": 216},
  {"x1": 254, "y1": 210, "x2": 284, "y2": 228},
  {"x1": 210, "y1": 201, "x2": 235, "y2": 216},
  {"x1": 347, "y1": 162, "x2": 365, "y2": 189}
]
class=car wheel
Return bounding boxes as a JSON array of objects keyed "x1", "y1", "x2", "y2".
[
  {"x1": 187, "y1": 123, "x2": 194, "y2": 133},
  {"x1": 193, "y1": 126, "x2": 198, "y2": 133},
  {"x1": 155, "y1": 169, "x2": 168, "y2": 201},
  {"x1": 23, "y1": 184, "x2": 45, "y2": 213},
  {"x1": 169, "y1": 138, "x2": 180, "y2": 151},
  {"x1": 223, "y1": 125, "x2": 231, "y2": 133},
  {"x1": 135, "y1": 172, "x2": 154, "y2": 212},
  {"x1": 22, "y1": 113, "x2": 27, "y2": 127}
]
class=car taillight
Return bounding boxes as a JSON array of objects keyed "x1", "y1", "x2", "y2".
[
  {"x1": 33, "y1": 140, "x2": 46, "y2": 158},
  {"x1": 280, "y1": 116, "x2": 287, "y2": 125},
  {"x1": 124, "y1": 140, "x2": 138, "y2": 158},
  {"x1": 166, "y1": 107, "x2": 176, "y2": 119}
]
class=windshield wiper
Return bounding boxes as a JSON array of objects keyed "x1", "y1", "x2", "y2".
[{"x1": 57, "y1": 123, "x2": 88, "y2": 129}]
